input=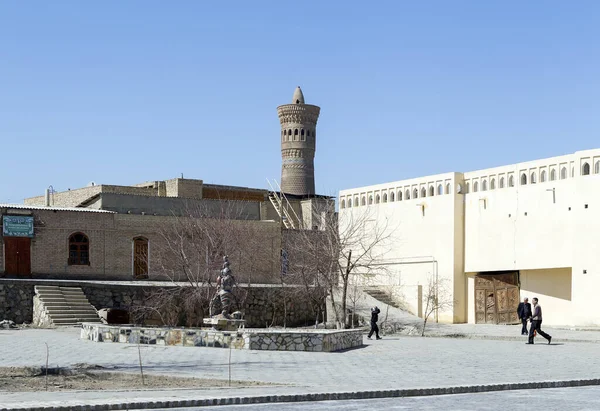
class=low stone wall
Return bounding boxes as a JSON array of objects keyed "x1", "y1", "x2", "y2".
[
  {"x1": 0, "y1": 282, "x2": 35, "y2": 324},
  {"x1": 0, "y1": 279, "x2": 323, "y2": 329},
  {"x1": 80, "y1": 323, "x2": 363, "y2": 352}
]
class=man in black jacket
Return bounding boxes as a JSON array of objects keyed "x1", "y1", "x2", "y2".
[
  {"x1": 517, "y1": 297, "x2": 532, "y2": 335},
  {"x1": 367, "y1": 306, "x2": 382, "y2": 340}
]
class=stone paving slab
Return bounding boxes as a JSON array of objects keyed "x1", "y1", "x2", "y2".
[{"x1": 2, "y1": 326, "x2": 600, "y2": 409}]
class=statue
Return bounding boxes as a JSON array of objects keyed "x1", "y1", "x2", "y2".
[{"x1": 210, "y1": 255, "x2": 236, "y2": 319}]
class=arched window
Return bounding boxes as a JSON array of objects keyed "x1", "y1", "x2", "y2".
[
  {"x1": 383, "y1": 193, "x2": 388, "y2": 203},
  {"x1": 490, "y1": 178, "x2": 496, "y2": 190},
  {"x1": 509, "y1": 176, "x2": 514, "y2": 187},
  {"x1": 499, "y1": 177, "x2": 504, "y2": 188},
  {"x1": 293, "y1": 129, "x2": 298, "y2": 141},
  {"x1": 413, "y1": 188, "x2": 418, "y2": 199},
  {"x1": 397, "y1": 191, "x2": 402, "y2": 201},
  {"x1": 368, "y1": 195, "x2": 373, "y2": 205},
  {"x1": 473, "y1": 181, "x2": 479, "y2": 192},
  {"x1": 420, "y1": 187, "x2": 426, "y2": 198},
  {"x1": 482, "y1": 180, "x2": 488, "y2": 191},
  {"x1": 540, "y1": 170, "x2": 546, "y2": 182},
  {"x1": 530, "y1": 172, "x2": 536, "y2": 184},
  {"x1": 340, "y1": 199, "x2": 346, "y2": 209},
  {"x1": 300, "y1": 129, "x2": 305, "y2": 141},
  {"x1": 571, "y1": 167, "x2": 575, "y2": 177},
  {"x1": 133, "y1": 237, "x2": 149, "y2": 279},
  {"x1": 445, "y1": 183, "x2": 451, "y2": 194},
  {"x1": 595, "y1": 161, "x2": 600, "y2": 174},
  {"x1": 521, "y1": 173, "x2": 527, "y2": 185},
  {"x1": 406, "y1": 189, "x2": 411, "y2": 200},
  {"x1": 550, "y1": 169, "x2": 556, "y2": 181},
  {"x1": 560, "y1": 167, "x2": 567, "y2": 180},
  {"x1": 466, "y1": 182, "x2": 470, "y2": 193},
  {"x1": 375, "y1": 194, "x2": 380, "y2": 204},
  {"x1": 288, "y1": 129, "x2": 292, "y2": 137},
  {"x1": 390, "y1": 191, "x2": 395, "y2": 202},
  {"x1": 68, "y1": 233, "x2": 90, "y2": 265},
  {"x1": 307, "y1": 130, "x2": 310, "y2": 137},
  {"x1": 354, "y1": 197, "x2": 359, "y2": 207},
  {"x1": 361, "y1": 197, "x2": 366, "y2": 206},
  {"x1": 438, "y1": 184, "x2": 443, "y2": 195},
  {"x1": 348, "y1": 199, "x2": 352, "y2": 208},
  {"x1": 582, "y1": 162, "x2": 590, "y2": 176},
  {"x1": 429, "y1": 186, "x2": 435, "y2": 197}
]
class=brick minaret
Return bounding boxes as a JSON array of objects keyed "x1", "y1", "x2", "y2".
[{"x1": 277, "y1": 87, "x2": 321, "y2": 196}]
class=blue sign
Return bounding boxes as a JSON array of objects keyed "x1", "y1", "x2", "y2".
[{"x1": 2, "y1": 216, "x2": 34, "y2": 237}]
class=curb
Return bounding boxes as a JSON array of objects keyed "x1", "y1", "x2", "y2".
[
  {"x1": 419, "y1": 333, "x2": 600, "y2": 344},
  {"x1": 3, "y1": 378, "x2": 600, "y2": 411},
  {"x1": 379, "y1": 330, "x2": 600, "y2": 344}
]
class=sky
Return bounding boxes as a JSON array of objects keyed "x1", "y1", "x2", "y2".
[{"x1": 1, "y1": 1, "x2": 599, "y2": 203}]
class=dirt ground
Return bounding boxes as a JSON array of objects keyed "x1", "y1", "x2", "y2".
[{"x1": 0, "y1": 364, "x2": 269, "y2": 392}]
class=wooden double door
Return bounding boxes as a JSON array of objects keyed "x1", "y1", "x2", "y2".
[
  {"x1": 475, "y1": 272, "x2": 520, "y2": 324},
  {"x1": 4, "y1": 237, "x2": 31, "y2": 276}
]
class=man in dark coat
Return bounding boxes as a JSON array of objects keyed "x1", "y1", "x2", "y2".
[
  {"x1": 527, "y1": 297, "x2": 552, "y2": 345},
  {"x1": 367, "y1": 306, "x2": 382, "y2": 340},
  {"x1": 517, "y1": 297, "x2": 532, "y2": 335}
]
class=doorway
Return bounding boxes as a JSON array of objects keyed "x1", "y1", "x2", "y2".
[
  {"x1": 474, "y1": 272, "x2": 520, "y2": 324},
  {"x1": 133, "y1": 237, "x2": 149, "y2": 279},
  {"x1": 4, "y1": 237, "x2": 31, "y2": 276}
]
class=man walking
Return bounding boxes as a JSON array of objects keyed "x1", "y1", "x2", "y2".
[
  {"x1": 367, "y1": 306, "x2": 382, "y2": 340},
  {"x1": 527, "y1": 297, "x2": 552, "y2": 345},
  {"x1": 517, "y1": 297, "x2": 532, "y2": 335}
]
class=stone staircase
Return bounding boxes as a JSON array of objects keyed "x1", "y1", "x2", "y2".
[
  {"x1": 363, "y1": 286, "x2": 405, "y2": 310},
  {"x1": 33, "y1": 285, "x2": 101, "y2": 327}
]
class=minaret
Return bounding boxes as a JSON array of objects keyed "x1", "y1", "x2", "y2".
[{"x1": 277, "y1": 86, "x2": 321, "y2": 196}]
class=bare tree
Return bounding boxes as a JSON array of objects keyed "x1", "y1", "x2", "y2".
[
  {"x1": 283, "y1": 200, "x2": 393, "y2": 329},
  {"x1": 133, "y1": 199, "x2": 280, "y2": 326},
  {"x1": 421, "y1": 275, "x2": 455, "y2": 336}
]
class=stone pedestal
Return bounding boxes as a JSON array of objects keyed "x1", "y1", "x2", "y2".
[{"x1": 203, "y1": 317, "x2": 245, "y2": 331}]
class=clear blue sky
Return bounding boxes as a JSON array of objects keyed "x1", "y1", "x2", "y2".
[{"x1": 1, "y1": 1, "x2": 599, "y2": 203}]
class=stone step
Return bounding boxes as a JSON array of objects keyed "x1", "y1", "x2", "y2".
[
  {"x1": 45, "y1": 303, "x2": 96, "y2": 311},
  {"x1": 60, "y1": 290, "x2": 87, "y2": 296},
  {"x1": 51, "y1": 311, "x2": 100, "y2": 319},
  {"x1": 51, "y1": 320, "x2": 83, "y2": 326},
  {"x1": 42, "y1": 301, "x2": 93, "y2": 307},
  {"x1": 47, "y1": 296, "x2": 88, "y2": 302},
  {"x1": 52, "y1": 317, "x2": 100, "y2": 324},
  {"x1": 38, "y1": 297, "x2": 68, "y2": 303},
  {"x1": 34, "y1": 286, "x2": 61, "y2": 291},
  {"x1": 36, "y1": 291, "x2": 65, "y2": 296},
  {"x1": 46, "y1": 312, "x2": 98, "y2": 318},
  {"x1": 45, "y1": 309, "x2": 98, "y2": 316}
]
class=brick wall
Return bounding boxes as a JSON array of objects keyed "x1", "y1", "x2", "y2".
[
  {"x1": 1, "y1": 209, "x2": 281, "y2": 283},
  {"x1": 24, "y1": 185, "x2": 157, "y2": 208}
]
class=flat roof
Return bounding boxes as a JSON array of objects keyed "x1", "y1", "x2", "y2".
[{"x1": 0, "y1": 204, "x2": 115, "y2": 213}]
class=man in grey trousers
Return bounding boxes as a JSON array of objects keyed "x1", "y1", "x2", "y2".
[{"x1": 527, "y1": 297, "x2": 552, "y2": 345}]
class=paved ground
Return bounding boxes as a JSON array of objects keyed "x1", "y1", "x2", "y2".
[
  {"x1": 1, "y1": 325, "x2": 600, "y2": 409},
  {"x1": 154, "y1": 386, "x2": 600, "y2": 411}
]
